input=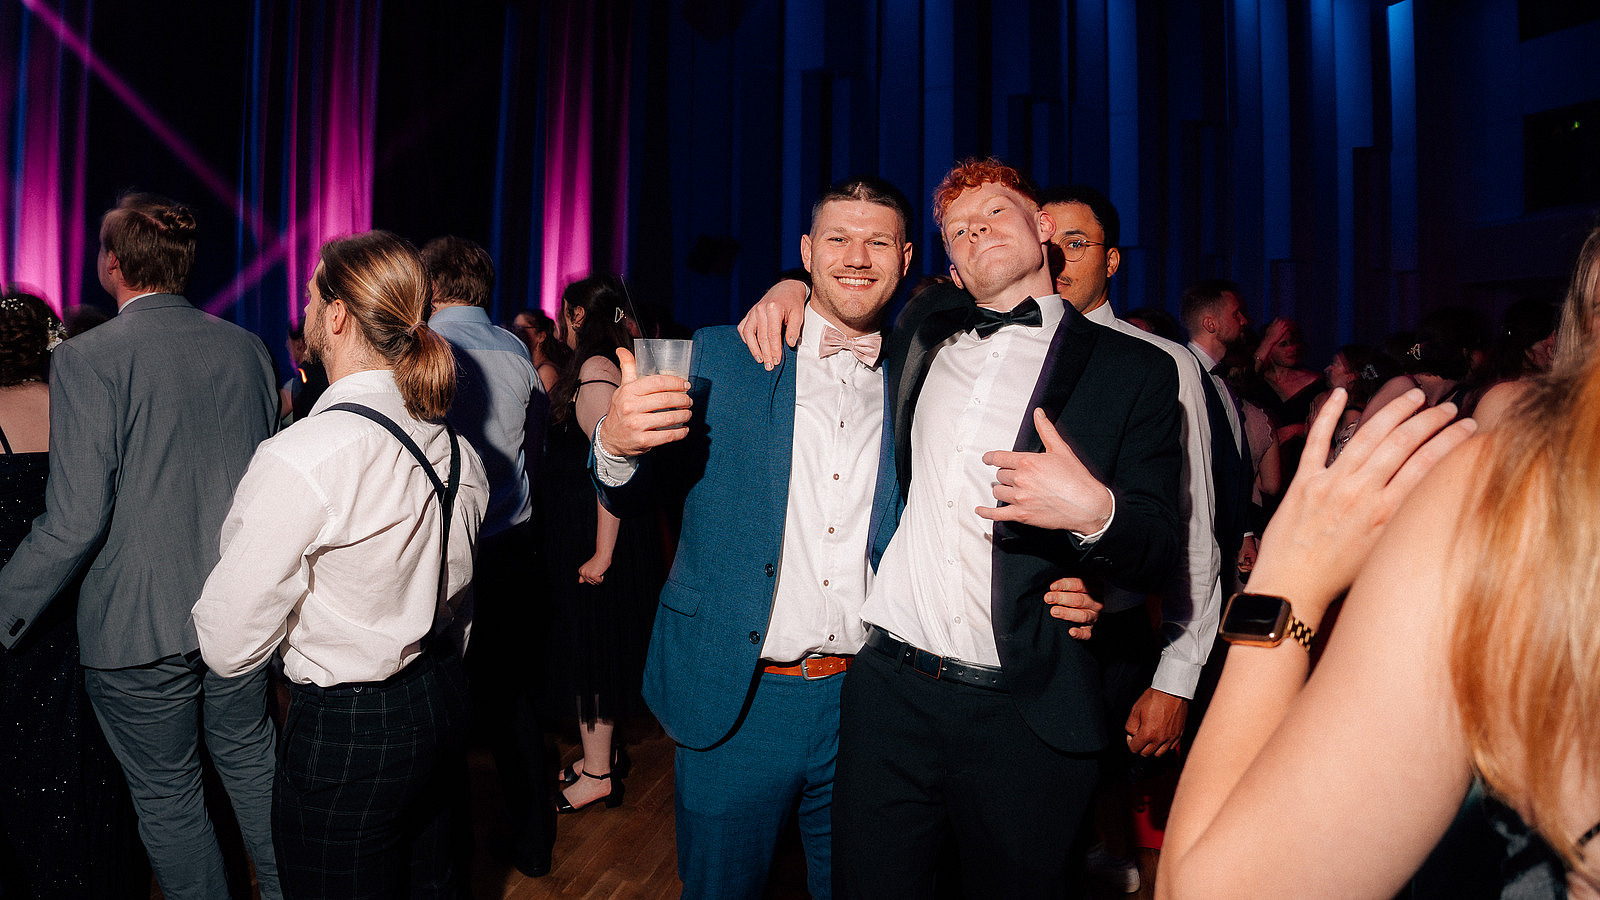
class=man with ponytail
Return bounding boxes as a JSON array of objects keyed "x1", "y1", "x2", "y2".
[
  {"x1": 0, "y1": 193, "x2": 282, "y2": 899},
  {"x1": 194, "y1": 230, "x2": 489, "y2": 898}
]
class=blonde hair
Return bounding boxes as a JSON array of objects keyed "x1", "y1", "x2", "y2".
[
  {"x1": 1451, "y1": 227, "x2": 1600, "y2": 869},
  {"x1": 315, "y1": 231, "x2": 455, "y2": 420}
]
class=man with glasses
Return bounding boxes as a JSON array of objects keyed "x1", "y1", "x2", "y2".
[{"x1": 1038, "y1": 184, "x2": 1220, "y2": 891}]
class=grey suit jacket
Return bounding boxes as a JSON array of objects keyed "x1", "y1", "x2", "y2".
[{"x1": 0, "y1": 293, "x2": 277, "y2": 668}]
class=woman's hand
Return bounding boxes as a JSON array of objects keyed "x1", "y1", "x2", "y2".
[
  {"x1": 578, "y1": 552, "x2": 612, "y2": 585},
  {"x1": 1254, "y1": 318, "x2": 1292, "y2": 370},
  {"x1": 1249, "y1": 387, "x2": 1476, "y2": 626}
]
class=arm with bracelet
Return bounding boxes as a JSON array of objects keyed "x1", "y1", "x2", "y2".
[{"x1": 1158, "y1": 387, "x2": 1478, "y2": 897}]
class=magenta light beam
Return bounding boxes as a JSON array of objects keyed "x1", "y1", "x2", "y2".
[{"x1": 17, "y1": 0, "x2": 267, "y2": 242}]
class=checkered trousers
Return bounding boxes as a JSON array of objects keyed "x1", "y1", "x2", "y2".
[{"x1": 273, "y1": 646, "x2": 470, "y2": 899}]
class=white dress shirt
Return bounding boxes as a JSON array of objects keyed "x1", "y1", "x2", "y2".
[
  {"x1": 1086, "y1": 303, "x2": 1220, "y2": 699},
  {"x1": 861, "y1": 294, "x2": 1099, "y2": 667},
  {"x1": 597, "y1": 304, "x2": 883, "y2": 662},
  {"x1": 193, "y1": 369, "x2": 489, "y2": 687},
  {"x1": 762, "y1": 304, "x2": 883, "y2": 660}
]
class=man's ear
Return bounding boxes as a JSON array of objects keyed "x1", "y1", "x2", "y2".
[
  {"x1": 1036, "y1": 208, "x2": 1055, "y2": 243},
  {"x1": 1105, "y1": 246, "x2": 1121, "y2": 279},
  {"x1": 948, "y1": 263, "x2": 965, "y2": 291},
  {"x1": 800, "y1": 233, "x2": 814, "y2": 273},
  {"x1": 327, "y1": 298, "x2": 349, "y2": 334},
  {"x1": 899, "y1": 242, "x2": 913, "y2": 276}
]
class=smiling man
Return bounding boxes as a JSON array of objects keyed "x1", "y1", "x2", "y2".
[{"x1": 592, "y1": 177, "x2": 913, "y2": 900}]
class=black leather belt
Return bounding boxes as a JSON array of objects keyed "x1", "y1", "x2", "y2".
[{"x1": 864, "y1": 626, "x2": 1007, "y2": 692}]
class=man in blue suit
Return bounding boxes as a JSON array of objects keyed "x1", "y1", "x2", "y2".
[{"x1": 591, "y1": 176, "x2": 912, "y2": 899}]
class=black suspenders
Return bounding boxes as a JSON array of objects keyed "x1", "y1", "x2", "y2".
[{"x1": 323, "y1": 403, "x2": 461, "y2": 599}]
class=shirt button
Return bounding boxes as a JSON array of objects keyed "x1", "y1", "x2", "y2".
[
  {"x1": 828, "y1": 527, "x2": 835, "y2": 534},
  {"x1": 992, "y1": 351, "x2": 999, "y2": 358},
  {"x1": 833, "y1": 473, "x2": 839, "y2": 480},
  {"x1": 828, "y1": 634, "x2": 836, "y2": 642},
  {"x1": 946, "y1": 500, "x2": 953, "y2": 508},
  {"x1": 954, "y1": 615, "x2": 963, "y2": 624},
  {"x1": 955, "y1": 444, "x2": 964, "y2": 452},
  {"x1": 749, "y1": 631, "x2": 761, "y2": 644},
  {"x1": 823, "y1": 579, "x2": 830, "y2": 587},
  {"x1": 839, "y1": 421, "x2": 845, "y2": 428},
  {"x1": 765, "y1": 563, "x2": 775, "y2": 577}
]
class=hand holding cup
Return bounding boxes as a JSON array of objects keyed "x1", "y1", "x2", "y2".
[{"x1": 597, "y1": 346, "x2": 694, "y2": 458}]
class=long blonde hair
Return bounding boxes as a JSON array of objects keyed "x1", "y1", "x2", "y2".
[
  {"x1": 1451, "y1": 227, "x2": 1600, "y2": 868},
  {"x1": 316, "y1": 231, "x2": 455, "y2": 421}
]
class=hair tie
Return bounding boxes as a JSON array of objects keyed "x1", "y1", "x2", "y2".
[{"x1": 407, "y1": 320, "x2": 424, "y2": 337}]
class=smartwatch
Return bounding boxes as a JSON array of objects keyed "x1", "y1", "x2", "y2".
[{"x1": 1220, "y1": 592, "x2": 1315, "y2": 653}]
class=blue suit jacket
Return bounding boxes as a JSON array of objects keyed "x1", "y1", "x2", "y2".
[{"x1": 597, "y1": 326, "x2": 897, "y2": 751}]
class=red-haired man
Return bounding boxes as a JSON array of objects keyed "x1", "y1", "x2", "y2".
[{"x1": 741, "y1": 158, "x2": 1183, "y2": 897}]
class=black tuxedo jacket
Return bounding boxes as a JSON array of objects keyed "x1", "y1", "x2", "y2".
[{"x1": 876, "y1": 286, "x2": 1183, "y2": 752}]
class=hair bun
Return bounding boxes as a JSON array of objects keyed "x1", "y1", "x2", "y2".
[{"x1": 156, "y1": 206, "x2": 198, "y2": 237}]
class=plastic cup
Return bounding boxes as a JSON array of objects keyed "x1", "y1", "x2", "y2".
[{"x1": 634, "y1": 338, "x2": 694, "y2": 378}]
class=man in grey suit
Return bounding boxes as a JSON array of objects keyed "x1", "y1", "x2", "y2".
[{"x1": 0, "y1": 194, "x2": 281, "y2": 899}]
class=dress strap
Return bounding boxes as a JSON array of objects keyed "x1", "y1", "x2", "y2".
[
  {"x1": 0, "y1": 420, "x2": 10, "y2": 455},
  {"x1": 576, "y1": 379, "x2": 621, "y2": 389}
]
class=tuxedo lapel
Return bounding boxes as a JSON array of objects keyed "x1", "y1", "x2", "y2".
[
  {"x1": 892, "y1": 305, "x2": 968, "y2": 489},
  {"x1": 1012, "y1": 304, "x2": 1097, "y2": 453}
]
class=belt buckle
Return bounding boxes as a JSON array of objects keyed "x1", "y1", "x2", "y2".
[
  {"x1": 911, "y1": 647, "x2": 944, "y2": 680},
  {"x1": 798, "y1": 656, "x2": 833, "y2": 680}
]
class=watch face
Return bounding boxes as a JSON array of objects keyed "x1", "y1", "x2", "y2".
[{"x1": 1220, "y1": 593, "x2": 1290, "y2": 645}]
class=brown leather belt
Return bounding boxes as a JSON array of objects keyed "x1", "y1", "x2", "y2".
[{"x1": 761, "y1": 654, "x2": 852, "y2": 680}]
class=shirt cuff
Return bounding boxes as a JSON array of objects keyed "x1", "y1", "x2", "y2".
[
  {"x1": 591, "y1": 416, "x2": 639, "y2": 487},
  {"x1": 1070, "y1": 488, "x2": 1116, "y2": 544},
  {"x1": 1149, "y1": 653, "x2": 1201, "y2": 700}
]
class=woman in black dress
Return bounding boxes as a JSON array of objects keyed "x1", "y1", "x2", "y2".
[
  {"x1": 540, "y1": 275, "x2": 662, "y2": 812},
  {"x1": 0, "y1": 292, "x2": 144, "y2": 898}
]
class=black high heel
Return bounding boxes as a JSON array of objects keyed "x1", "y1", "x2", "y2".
[
  {"x1": 555, "y1": 770, "x2": 624, "y2": 813},
  {"x1": 557, "y1": 745, "x2": 631, "y2": 786}
]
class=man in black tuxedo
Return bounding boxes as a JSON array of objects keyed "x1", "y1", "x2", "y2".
[{"x1": 831, "y1": 159, "x2": 1182, "y2": 898}]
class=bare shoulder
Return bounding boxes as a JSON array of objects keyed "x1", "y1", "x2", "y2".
[
  {"x1": 579, "y1": 354, "x2": 622, "y2": 382},
  {"x1": 1472, "y1": 379, "x2": 1530, "y2": 430}
]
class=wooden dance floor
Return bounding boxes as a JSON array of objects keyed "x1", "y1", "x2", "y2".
[{"x1": 162, "y1": 721, "x2": 1158, "y2": 899}]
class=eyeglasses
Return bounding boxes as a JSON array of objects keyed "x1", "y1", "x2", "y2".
[{"x1": 1057, "y1": 238, "x2": 1106, "y2": 263}]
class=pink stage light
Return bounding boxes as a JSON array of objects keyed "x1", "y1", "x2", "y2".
[
  {"x1": 540, "y1": 0, "x2": 596, "y2": 316},
  {"x1": 16, "y1": 0, "x2": 268, "y2": 242}
]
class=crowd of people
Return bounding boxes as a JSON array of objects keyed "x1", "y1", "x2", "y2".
[{"x1": 0, "y1": 159, "x2": 1594, "y2": 900}]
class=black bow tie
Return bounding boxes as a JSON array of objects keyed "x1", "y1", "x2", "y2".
[{"x1": 967, "y1": 298, "x2": 1043, "y2": 339}]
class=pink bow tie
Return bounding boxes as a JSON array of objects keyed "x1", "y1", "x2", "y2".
[{"x1": 819, "y1": 326, "x2": 882, "y2": 367}]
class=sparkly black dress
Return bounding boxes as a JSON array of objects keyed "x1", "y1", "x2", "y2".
[{"x1": 0, "y1": 424, "x2": 144, "y2": 898}]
